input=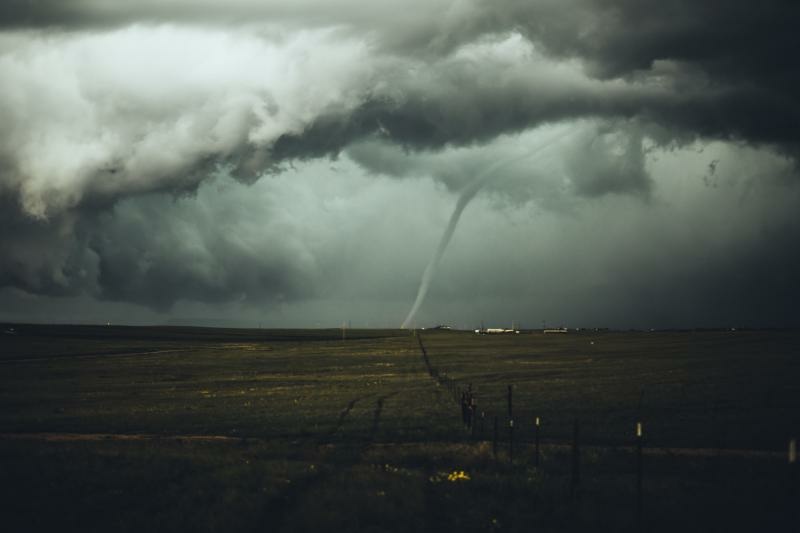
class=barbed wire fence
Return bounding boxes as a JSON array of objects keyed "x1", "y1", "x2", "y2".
[{"x1": 414, "y1": 332, "x2": 798, "y2": 523}]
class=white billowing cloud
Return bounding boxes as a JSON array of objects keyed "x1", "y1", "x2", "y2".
[
  {"x1": 0, "y1": 25, "x2": 680, "y2": 219},
  {"x1": 0, "y1": 25, "x2": 371, "y2": 217}
]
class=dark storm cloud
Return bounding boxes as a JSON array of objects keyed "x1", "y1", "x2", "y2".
[
  {"x1": 85, "y1": 196, "x2": 315, "y2": 311},
  {"x1": 0, "y1": 166, "x2": 455, "y2": 313},
  {"x1": 0, "y1": 194, "x2": 97, "y2": 297},
  {"x1": 506, "y1": 1, "x2": 800, "y2": 154},
  {"x1": 511, "y1": 1, "x2": 800, "y2": 80},
  {"x1": 238, "y1": 0, "x2": 800, "y2": 172},
  {"x1": 0, "y1": 1, "x2": 799, "y2": 322},
  {"x1": 0, "y1": 171, "x2": 339, "y2": 309}
]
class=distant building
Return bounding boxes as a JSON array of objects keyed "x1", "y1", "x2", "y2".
[
  {"x1": 543, "y1": 328, "x2": 568, "y2": 334},
  {"x1": 475, "y1": 328, "x2": 519, "y2": 334}
]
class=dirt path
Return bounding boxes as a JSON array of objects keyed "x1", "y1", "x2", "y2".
[
  {"x1": 369, "y1": 392, "x2": 398, "y2": 440},
  {"x1": 327, "y1": 396, "x2": 366, "y2": 438},
  {"x1": 273, "y1": 391, "x2": 399, "y2": 531}
]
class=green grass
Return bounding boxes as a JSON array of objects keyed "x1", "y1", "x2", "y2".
[{"x1": 1, "y1": 325, "x2": 798, "y2": 532}]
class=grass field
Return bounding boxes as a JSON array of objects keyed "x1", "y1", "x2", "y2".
[{"x1": 1, "y1": 324, "x2": 798, "y2": 532}]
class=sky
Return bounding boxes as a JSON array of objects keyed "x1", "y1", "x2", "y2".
[{"x1": 0, "y1": 0, "x2": 799, "y2": 329}]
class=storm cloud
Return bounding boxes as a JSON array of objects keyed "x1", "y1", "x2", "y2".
[{"x1": 0, "y1": 1, "x2": 798, "y2": 327}]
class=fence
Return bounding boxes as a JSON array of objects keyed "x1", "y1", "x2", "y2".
[{"x1": 415, "y1": 332, "x2": 798, "y2": 522}]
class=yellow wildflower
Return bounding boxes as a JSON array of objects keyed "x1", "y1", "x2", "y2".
[{"x1": 447, "y1": 470, "x2": 471, "y2": 482}]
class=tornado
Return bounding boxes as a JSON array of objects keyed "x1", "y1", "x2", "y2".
[{"x1": 400, "y1": 126, "x2": 576, "y2": 329}]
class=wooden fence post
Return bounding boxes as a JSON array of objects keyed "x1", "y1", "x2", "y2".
[
  {"x1": 493, "y1": 416, "x2": 498, "y2": 461},
  {"x1": 471, "y1": 403, "x2": 477, "y2": 439},
  {"x1": 509, "y1": 418, "x2": 514, "y2": 463},
  {"x1": 636, "y1": 421, "x2": 644, "y2": 527},
  {"x1": 507, "y1": 385, "x2": 513, "y2": 463}
]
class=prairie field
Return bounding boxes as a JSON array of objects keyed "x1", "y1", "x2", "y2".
[{"x1": 1, "y1": 324, "x2": 798, "y2": 532}]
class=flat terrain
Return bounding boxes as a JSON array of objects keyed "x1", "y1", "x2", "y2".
[{"x1": 1, "y1": 324, "x2": 798, "y2": 532}]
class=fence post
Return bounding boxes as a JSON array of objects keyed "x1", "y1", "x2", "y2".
[
  {"x1": 571, "y1": 418, "x2": 580, "y2": 497},
  {"x1": 471, "y1": 403, "x2": 477, "y2": 439},
  {"x1": 507, "y1": 385, "x2": 514, "y2": 463},
  {"x1": 636, "y1": 421, "x2": 644, "y2": 527},
  {"x1": 534, "y1": 416, "x2": 541, "y2": 467},
  {"x1": 493, "y1": 416, "x2": 498, "y2": 461},
  {"x1": 509, "y1": 418, "x2": 514, "y2": 463}
]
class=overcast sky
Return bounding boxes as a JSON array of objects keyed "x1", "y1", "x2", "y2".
[{"x1": 1, "y1": 0, "x2": 799, "y2": 329}]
